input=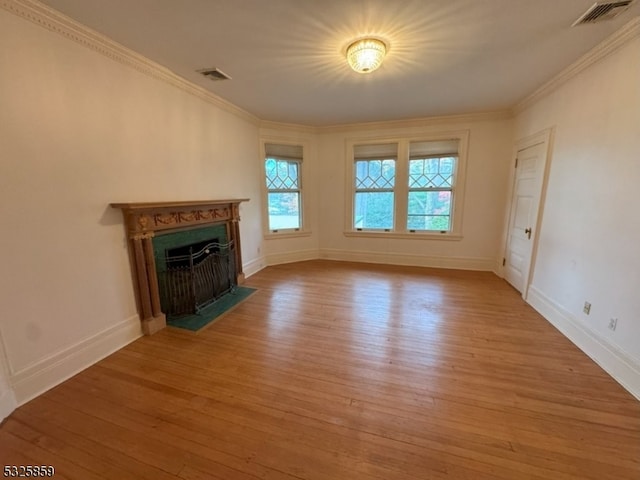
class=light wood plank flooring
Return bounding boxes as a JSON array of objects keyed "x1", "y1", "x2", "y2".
[{"x1": 2, "y1": 260, "x2": 639, "y2": 479}]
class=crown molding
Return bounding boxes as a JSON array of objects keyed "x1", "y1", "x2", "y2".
[
  {"x1": 0, "y1": 0, "x2": 260, "y2": 126},
  {"x1": 259, "y1": 120, "x2": 318, "y2": 135},
  {"x1": 8, "y1": 0, "x2": 635, "y2": 133},
  {"x1": 514, "y1": 16, "x2": 640, "y2": 114},
  {"x1": 260, "y1": 110, "x2": 512, "y2": 135},
  {"x1": 316, "y1": 110, "x2": 513, "y2": 135},
  {"x1": 0, "y1": 0, "x2": 515, "y2": 135}
]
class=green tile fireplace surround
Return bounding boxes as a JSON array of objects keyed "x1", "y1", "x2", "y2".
[
  {"x1": 153, "y1": 224, "x2": 230, "y2": 320},
  {"x1": 111, "y1": 199, "x2": 249, "y2": 335}
]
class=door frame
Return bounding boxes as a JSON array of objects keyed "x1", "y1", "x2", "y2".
[{"x1": 499, "y1": 127, "x2": 554, "y2": 300}]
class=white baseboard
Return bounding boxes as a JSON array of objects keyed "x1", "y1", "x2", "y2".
[
  {"x1": 266, "y1": 249, "x2": 320, "y2": 266},
  {"x1": 0, "y1": 386, "x2": 17, "y2": 422},
  {"x1": 243, "y1": 256, "x2": 267, "y2": 278},
  {"x1": 319, "y1": 248, "x2": 495, "y2": 271},
  {"x1": 249, "y1": 249, "x2": 494, "y2": 273},
  {"x1": 527, "y1": 286, "x2": 640, "y2": 400},
  {"x1": 493, "y1": 258, "x2": 505, "y2": 278},
  {"x1": 10, "y1": 315, "x2": 142, "y2": 405}
]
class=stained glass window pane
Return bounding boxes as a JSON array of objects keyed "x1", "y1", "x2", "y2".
[
  {"x1": 266, "y1": 158, "x2": 299, "y2": 190},
  {"x1": 355, "y1": 160, "x2": 395, "y2": 189},
  {"x1": 408, "y1": 157, "x2": 455, "y2": 188}
]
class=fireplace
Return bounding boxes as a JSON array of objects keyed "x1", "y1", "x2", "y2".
[
  {"x1": 154, "y1": 226, "x2": 235, "y2": 318},
  {"x1": 111, "y1": 199, "x2": 248, "y2": 335}
]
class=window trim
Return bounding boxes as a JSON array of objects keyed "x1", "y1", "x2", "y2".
[
  {"x1": 260, "y1": 137, "x2": 311, "y2": 239},
  {"x1": 266, "y1": 156, "x2": 302, "y2": 229},
  {"x1": 344, "y1": 130, "x2": 469, "y2": 239}
]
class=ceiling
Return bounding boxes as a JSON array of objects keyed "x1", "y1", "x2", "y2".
[{"x1": 38, "y1": 0, "x2": 639, "y2": 126}]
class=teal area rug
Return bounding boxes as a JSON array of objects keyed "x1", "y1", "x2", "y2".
[{"x1": 167, "y1": 286, "x2": 256, "y2": 332}]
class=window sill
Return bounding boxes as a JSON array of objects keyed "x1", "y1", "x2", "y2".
[
  {"x1": 343, "y1": 231, "x2": 463, "y2": 241},
  {"x1": 264, "y1": 230, "x2": 312, "y2": 240}
]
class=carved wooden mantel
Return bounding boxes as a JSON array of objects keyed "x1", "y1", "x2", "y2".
[{"x1": 111, "y1": 199, "x2": 249, "y2": 335}]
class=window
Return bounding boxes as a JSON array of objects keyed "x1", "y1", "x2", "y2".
[
  {"x1": 347, "y1": 134, "x2": 467, "y2": 238},
  {"x1": 353, "y1": 144, "x2": 397, "y2": 230},
  {"x1": 407, "y1": 141, "x2": 457, "y2": 232},
  {"x1": 264, "y1": 143, "x2": 303, "y2": 231}
]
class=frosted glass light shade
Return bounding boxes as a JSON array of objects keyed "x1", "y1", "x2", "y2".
[{"x1": 346, "y1": 38, "x2": 386, "y2": 73}]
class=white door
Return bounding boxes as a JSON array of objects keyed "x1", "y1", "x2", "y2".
[{"x1": 504, "y1": 142, "x2": 547, "y2": 294}]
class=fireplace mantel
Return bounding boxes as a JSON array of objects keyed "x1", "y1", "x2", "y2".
[{"x1": 112, "y1": 199, "x2": 249, "y2": 335}]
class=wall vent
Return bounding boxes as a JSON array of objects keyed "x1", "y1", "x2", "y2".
[
  {"x1": 197, "y1": 68, "x2": 231, "y2": 81},
  {"x1": 572, "y1": 1, "x2": 635, "y2": 26}
]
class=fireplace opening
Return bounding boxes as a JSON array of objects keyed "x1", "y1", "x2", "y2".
[
  {"x1": 153, "y1": 224, "x2": 237, "y2": 319},
  {"x1": 158, "y1": 239, "x2": 236, "y2": 318},
  {"x1": 166, "y1": 237, "x2": 220, "y2": 268}
]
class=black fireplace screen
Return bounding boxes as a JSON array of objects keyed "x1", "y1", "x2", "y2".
[{"x1": 157, "y1": 240, "x2": 236, "y2": 317}]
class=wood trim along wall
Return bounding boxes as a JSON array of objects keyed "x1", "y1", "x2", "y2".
[{"x1": 111, "y1": 199, "x2": 249, "y2": 335}]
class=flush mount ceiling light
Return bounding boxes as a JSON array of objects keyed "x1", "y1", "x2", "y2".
[{"x1": 346, "y1": 38, "x2": 386, "y2": 74}]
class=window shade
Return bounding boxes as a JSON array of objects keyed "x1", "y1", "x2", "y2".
[
  {"x1": 265, "y1": 143, "x2": 303, "y2": 161},
  {"x1": 354, "y1": 143, "x2": 398, "y2": 160},
  {"x1": 409, "y1": 140, "x2": 459, "y2": 159}
]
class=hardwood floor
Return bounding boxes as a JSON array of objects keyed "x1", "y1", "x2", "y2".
[{"x1": 2, "y1": 260, "x2": 639, "y2": 479}]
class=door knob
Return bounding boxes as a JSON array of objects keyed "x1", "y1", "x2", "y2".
[{"x1": 525, "y1": 227, "x2": 532, "y2": 239}]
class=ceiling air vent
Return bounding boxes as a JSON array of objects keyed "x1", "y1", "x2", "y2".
[
  {"x1": 572, "y1": 1, "x2": 635, "y2": 26},
  {"x1": 197, "y1": 68, "x2": 231, "y2": 81}
]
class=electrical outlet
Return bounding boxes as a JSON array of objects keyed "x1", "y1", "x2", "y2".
[
  {"x1": 583, "y1": 302, "x2": 591, "y2": 315},
  {"x1": 608, "y1": 318, "x2": 618, "y2": 331}
]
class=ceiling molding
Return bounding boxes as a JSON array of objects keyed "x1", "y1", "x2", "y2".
[
  {"x1": 0, "y1": 0, "x2": 260, "y2": 126},
  {"x1": 316, "y1": 110, "x2": 513, "y2": 135},
  {"x1": 261, "y1": 111, "x2": 513, "y2": 135},
  {"x1": 7, "y1": 0, "x2": 508, "y2": 133},
  {"x1": 6, "y1": 0, "x2": 634, "y2": 132},
  {"x1": 514, "y1": 16, "x2": 640, "y2": 114},
  {"x1": 259, "y1": 120, "x2": 317, "y2": 135}
]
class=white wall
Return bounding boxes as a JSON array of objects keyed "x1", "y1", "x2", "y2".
[
  {"x1": 0, "y1": 10, "x2": 263, "y2": 406},
  {"x1": 317, "y1": 118, "x2": 513, "y2": 269},
  {"x1": 515, "y1": 35, "x2": 640, "y2": 397}
]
